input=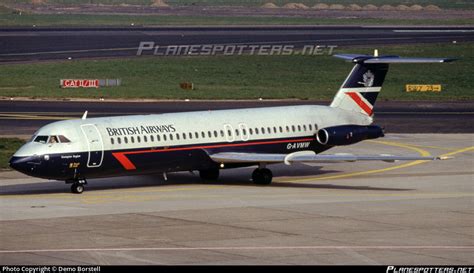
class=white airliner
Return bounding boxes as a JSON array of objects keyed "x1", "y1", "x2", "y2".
[{"x1": 9, "y1": 52, "x2": 454, "y2": 193}]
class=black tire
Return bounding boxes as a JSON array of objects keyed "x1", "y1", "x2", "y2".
[
  {"x1": 71, "y1": 183, "x2": 84, "y2": 194},
  {"x1": 252, "y1": 168, "x2": 273, "y2": 185},
  {"x1": 199, "y1": 168, "x2": 220, "y2": 181}
]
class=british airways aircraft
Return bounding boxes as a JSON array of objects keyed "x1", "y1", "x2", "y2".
[{"x1": 9, "y1": 52, "x2": 454, "y2": 194}]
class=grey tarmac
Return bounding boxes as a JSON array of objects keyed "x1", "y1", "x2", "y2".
[{"x1": 0, "y1": 134, "x2": 472, "y2": 265}]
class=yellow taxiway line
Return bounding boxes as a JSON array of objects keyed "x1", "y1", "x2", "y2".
[{"x1": 276, "y1": 141, "x2": 473, "y2": 183}]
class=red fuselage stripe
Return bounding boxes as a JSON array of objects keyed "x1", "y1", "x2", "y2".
[{"x1": 112, "y1": 137, "x2": 315, "y2": 170}]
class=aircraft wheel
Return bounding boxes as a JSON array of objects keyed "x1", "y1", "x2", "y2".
[
  {"x1": 199, "y1": 168, "x2": 220, "y2": 181},
  {"x1": 252, "y1": 168, "x2": 273, "y2": 185},
  {"x1": 71, "y1": 183, "x2": 84, "y2": 194}
]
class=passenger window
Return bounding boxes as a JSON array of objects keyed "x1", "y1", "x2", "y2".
[
  {"x1": 220, "y1": 130, "x2": 224, "y2": 137},
  {"x1": 137, "y1": 136, "x2": 141, "y2": 143},
  {"x1": 267, "y1": 127, "x2": 271, "y2": 133},
  {"x1": 309, "y1": 124, "x2": 313, "y2": 131},
  {"x1": 144, "y1": 135, "x2": 147, "y2": 142},
  {"x1": 117, "y1": 137, "x2": 121, "y2": 144},
  {"x1": 297, "y1": 125, "x2": 301, "y2": 131},
  {"x1": 214, "y1": 131, "x2": 218, "y2": 138},
  {"x1": 303, "y1": 125, "x2": 307, "y2": 131},
  {"x1": 150, "y1": 135, "x2": 154, "y2": 142},
  {"x1": 255, "y1": 128, "x2": 259, "y2": 134},
  {"x1": 208, "y1": 131, "x2": 212, "y2": 138},
  {"x1": 195, "y1": 132, "x2": 199, "y2": 139},
  {"x1": 273, "y1": 127, "x2": 277, "y2": 133},
  {"x1": 157, "y1": 135, "x2": 161, "y2": 141},
  {"x1": 201, "y1": 132, "x2": 205, "y2": 138},
  {"x1": 249, "y1": 128, "x2": 253, "y2": 135},
  {"x1": 163, "y1": 135, "x2": 167, "y2": 141},
  {"x1": 235, "y1": 129, "x2": 239, "y2": 136},
  {"x1": 176, "y1": 133, "x2": 180, "y2": 140},
  {"x1": 170, "y1": 134, "x2": 173, "y2": 141},
  {"x1": 279, "y1": 126, "x2": 283, "y2": 133},
  {"x1": 183, "y1": 133, "x2": 186, "y2": 140},
  {"x1": 111, "y1": 138, "x2": 114, "y2": 145},
  {"x1": 131, "y1": 136, "x2": 135, "y2": 143},
  {"x1": 189, "y1": 132, "x2": 193, "y2": 139},
  {"x1": 291, "y1": 125, "x2": 296, "y2": 132},
  {"x1": 286, "y1": 126, "x2": 290, "y2": 132},
  {"x1": 124, "y1": 137, "x2": 128, "y2": 144}
]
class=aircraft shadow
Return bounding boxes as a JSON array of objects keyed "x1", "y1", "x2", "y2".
[{"x1": 0, "y1": 166, "x2": 412, "y2": 195}]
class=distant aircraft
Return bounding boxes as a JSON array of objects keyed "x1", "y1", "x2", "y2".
[{"x1": 9, "y1": 51, "x2": 454, "y2": 193}]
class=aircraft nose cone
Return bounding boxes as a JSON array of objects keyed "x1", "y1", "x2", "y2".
[
  {"x1": 9, "y1": 156, "x2": 36, "y2": 174},
  {"x1": 9, "y1": 156, "x2": 21, "y2": 171}
]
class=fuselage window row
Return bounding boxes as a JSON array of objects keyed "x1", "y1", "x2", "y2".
[{"x1": 109, "y1": 123, "x2": 318, "y2": 146}]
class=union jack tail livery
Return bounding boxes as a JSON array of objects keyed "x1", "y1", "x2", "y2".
[{"x1": 330, "y1": 51, "x2": 455, "y2": 118}]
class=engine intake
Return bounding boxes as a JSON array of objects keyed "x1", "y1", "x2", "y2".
[{"x1": 316, "y1": 125, "x2": 384, "y2": 146}]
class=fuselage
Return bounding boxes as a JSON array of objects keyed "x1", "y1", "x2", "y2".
[{"x1": 9, "y1": 105, "x2": 370, "y2": 181}]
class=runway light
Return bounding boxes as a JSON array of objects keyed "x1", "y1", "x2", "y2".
[{"x1": 220, "y1": 163, "x2": 225, "y2": 168}]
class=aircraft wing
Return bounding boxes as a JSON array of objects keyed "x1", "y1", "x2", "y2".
[{"x1": 210, "y1": 151, "x2": 450, "y2": 165}]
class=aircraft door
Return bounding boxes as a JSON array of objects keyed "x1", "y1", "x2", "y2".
[
  {"x1": 80, "y1": 124, "x2": 104, "y2": 168},
  {"x1": 224, "y1": 124, "x2": 235, "y2": 142},
  {"x1": 238, "y1": 123, "x2": 249, "y2": 141}
]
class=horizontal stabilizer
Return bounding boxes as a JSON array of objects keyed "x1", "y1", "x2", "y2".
[{"x1": 334, "y1": 54, "x2": 456, "y2": 64}]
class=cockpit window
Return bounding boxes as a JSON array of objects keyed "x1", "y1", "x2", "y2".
[
  {"x1": 49, "y1": 136, "x2": 59, "y2": 143},
  {"x1": 34, "y1": 135, "x2": 49, "y2": 144},
  {"x1": 33, "y1": 135, "x2": 71, "y2": 144},
  {"x1": 58, "y1": 135, "x2": 71, "y2": 143}
]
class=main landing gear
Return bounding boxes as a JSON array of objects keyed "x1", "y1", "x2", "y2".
[
  {"x1": 252, "y1": 167, "x2": 273, "y2": 185},
  {"x1": 199, "y1": 168, "x2": 220, "y2": 181},
  {"x1": 67, "y1": 179, "x2": 87, "y2": 194},
  {"x1": 199, "y1": 166, "x2": 273, "y2": 185}
]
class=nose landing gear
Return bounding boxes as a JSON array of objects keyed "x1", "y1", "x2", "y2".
[{"x1": 67, "y1": 179, "x2": 87, "y2": 194}]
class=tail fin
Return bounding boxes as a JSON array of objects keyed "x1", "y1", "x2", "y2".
[{"x1": 330, "y1": 51, "x2": 455, "y2": 117}]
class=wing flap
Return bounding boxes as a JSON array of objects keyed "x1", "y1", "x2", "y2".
[{"x1": 210, "y1": 151, "x2": 449, "y2": 165}]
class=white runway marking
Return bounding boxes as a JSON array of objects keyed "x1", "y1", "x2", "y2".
[
  {"x1": 393, "y1": 30, "x2": 474, "y2": 33},
  {"x1": 1, "y1": 246, "x2": 472, "y2": 254}
]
